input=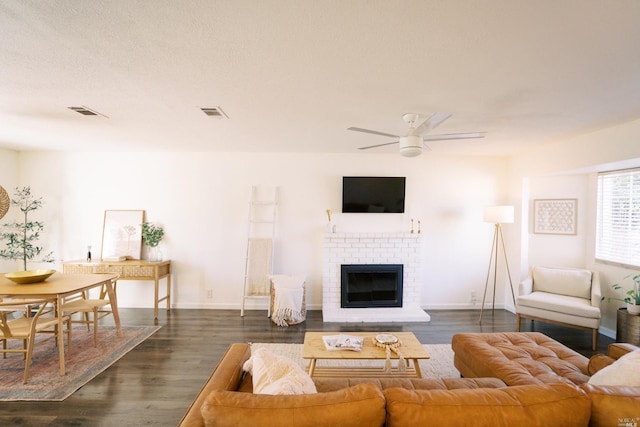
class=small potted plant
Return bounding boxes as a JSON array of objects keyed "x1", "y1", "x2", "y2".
[
  {"x1": 607, "y1": 274, "x2": 640, "y2": 315},
  {"x1": 141, "y1": 222, "x2": 164, "y2": 262}
]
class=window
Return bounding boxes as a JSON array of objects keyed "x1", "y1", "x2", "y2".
[{"x1": 596, "y1": 168, "x2": 640, "y2": 268}]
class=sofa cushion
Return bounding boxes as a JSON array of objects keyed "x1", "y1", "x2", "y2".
[
  {"x1": 243, "y1": 347, "x2": 316, "y2": 395},
  {"x1": 384, "y1": 383, "x2": 590, "y2": 427},
  {"x1": 200, "y1": 383, "x2": 386, "y2": 427},
  {"x1": 580, "y1": 384, "x2": 640, "y2": 427},
  {"x1": 532, "y1": 266, "x2": 592, "y2": 299},
  {"x1": 451, "y1": 332, "x2": 590, "y2": 386},
  {"x1": 313, "y1": 377, "x2": 506, "y2": 392},
  {"x1": 588, "y1": 349, "x2": 640, "y2": 387},
  {"x1": 517, "y1": 292, "x2": 600, "y2": 319}
]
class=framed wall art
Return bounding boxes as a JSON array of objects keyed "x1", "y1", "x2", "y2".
[
  {"x1": 533, "y1": 199, "x2": 577, "y2": 235},
  {"x1": 101, "y1": 210, "x2": 145, "y2": 260}
]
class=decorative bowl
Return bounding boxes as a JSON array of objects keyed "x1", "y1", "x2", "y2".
[
  {"x1": 4, "y1": 269, "x2": 56, "y2": 284},
  {"x1": 375, "y1": 334, "x2": 399, "y2": 345}
]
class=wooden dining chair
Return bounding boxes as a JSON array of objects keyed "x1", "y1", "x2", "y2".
[
  {"x1": 0, "y1": 298, "x2": 72, "y2": 384},
  {"x1": 61, "y1": 275, "x2": 118, "y2": 346}
]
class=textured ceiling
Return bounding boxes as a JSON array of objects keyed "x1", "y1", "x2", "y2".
[{"x1": 1, "y1": 0, "x2": 639, "y2": 156}]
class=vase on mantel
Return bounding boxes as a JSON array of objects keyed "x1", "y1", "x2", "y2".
[{"x1": 147, "y1": 245, "x2": 162, "y2": 262}]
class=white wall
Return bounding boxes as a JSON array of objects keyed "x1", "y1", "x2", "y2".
[
  {"x1": 5, "y1": 115, "x2": 640, "y2": 335},
  {"x1": 0, "y1": 148, "x2": 19, "y2": 273},
  {"x1": 9, "y1": 151, "x2": 508, "y2": 311},
  {"x1": 527, "y1": 174, "x2": 588, "y2": 268},
  {"x1": 510, "y1": 118, "x2": 640, "y2": 335}
]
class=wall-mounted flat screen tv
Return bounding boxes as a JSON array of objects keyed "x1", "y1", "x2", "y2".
[{"x1": 342, "y1": 176, "x2": 406, "y2": 213}]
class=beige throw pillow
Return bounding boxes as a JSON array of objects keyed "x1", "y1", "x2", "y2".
[
  {"x1": 533, "y1": 266, "x2": 592, "y2": 299},
  {"x1": 588, "y1": 349, "x2": 640, "y2": 386},
  {"x1": 243, "y1": 347, "x2": 317, "y2": 395}
]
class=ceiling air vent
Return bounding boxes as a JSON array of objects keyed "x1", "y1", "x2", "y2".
[
  {"x1": 68, "y1": 106, "x2": 108, "y2": 118},
  {"x1": 200, "y1": 107, "x2": 228, "y2": 119}
]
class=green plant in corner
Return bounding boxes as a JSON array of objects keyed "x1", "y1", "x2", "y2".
[
  {"x1": 604, "y1": 274, "x2": 640, "y2": 306},
  {"x1": 141, "y1": 222, "x2": 164, "y2": 248},
  {"x1": 0, "y1": 186, "x2": 54, "y2": 270}
]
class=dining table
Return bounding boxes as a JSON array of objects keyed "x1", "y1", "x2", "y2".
[{"x1": 0, "y1": 271, "x2": 121, "y2": 376}]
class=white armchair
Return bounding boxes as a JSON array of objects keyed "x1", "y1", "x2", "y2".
[{"x1": 516, "y1": 266, "x2": 601, "y2": 350}]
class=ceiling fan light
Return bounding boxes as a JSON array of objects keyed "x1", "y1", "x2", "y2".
[
  {"x1": 399, "y1": 135, "x2": 422, "y2": 157},
  {"x1": 400, "y1": 146, "x2": 422, "y2": 157}
]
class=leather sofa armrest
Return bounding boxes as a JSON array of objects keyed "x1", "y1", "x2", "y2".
[
  {"x1": 587, "y1": 343, "x2": 638, "y2": 375},
  {"x1": 178, "y1": 343, "x2": 252, "y2": 427},
  {"x1": 518, "y1": 274, "x2": 533, "y2": 296},
  {"x1": 588, "y1": 354, "x2": 614, "y2": 375},
  {"x1": 608, "y1": 343, "x2": 639, "y2": 360}
]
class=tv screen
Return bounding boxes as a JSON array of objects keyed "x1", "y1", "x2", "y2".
[{"x1": 342, "y1": 176, "x2": 406, "y2": 213}]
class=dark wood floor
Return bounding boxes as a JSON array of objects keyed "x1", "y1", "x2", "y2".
[{"x1": 0, "y1": 308, "x2": 613, "y2": 426}]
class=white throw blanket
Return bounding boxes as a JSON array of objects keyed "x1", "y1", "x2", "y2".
[
  {"x1": 246, "y1": 238, "x2": 273, "y2": 296},
  {"x1": 270, "y1": 275, "x2": 305, "y2": 327}
]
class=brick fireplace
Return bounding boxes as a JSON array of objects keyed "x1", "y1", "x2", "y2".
[{"x1": 322, "y1": 232, "x2": 430, "y2": 322}]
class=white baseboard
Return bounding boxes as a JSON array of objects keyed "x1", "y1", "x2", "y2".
[
  {"x1": 172, "y1": 302, "x2": 323, "y2": 310},
  {"x1": 422, "y1": 303, "x2": 506, "y2": 310},
  {"x1": 598, "y1": 326, "x2": 616, "y2": 340}
]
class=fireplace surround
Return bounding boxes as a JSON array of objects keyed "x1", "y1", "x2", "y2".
[{"x1": 323, "y1": 232, "x2": 430, "y2": 322}]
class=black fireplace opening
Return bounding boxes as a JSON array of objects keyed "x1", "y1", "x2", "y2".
[{"x1": 341, "y1": 264, "x2": 403, "y2": 308}]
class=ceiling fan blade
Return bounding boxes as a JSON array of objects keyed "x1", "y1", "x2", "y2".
[
  {"x1": 415, "y1": 112, "x2": 452, "y2": 135},
  {"x1": 422, "y1": 132, "x2": 485, "y2": 142},
  {"x1": 358, "y1": 141, "x2": 399, "y2": 150},
  {"x1": 347, "y1": 127, "x2": 400, "y2": 138}
]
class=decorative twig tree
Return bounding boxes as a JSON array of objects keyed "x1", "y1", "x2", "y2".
[{"x1": 0, "y1": 186, "x2": 54, "y2": 270}]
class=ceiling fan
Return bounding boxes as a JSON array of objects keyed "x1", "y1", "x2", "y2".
[{"x1": 348, "y1": 113, "x2": 485, "y2": 157}]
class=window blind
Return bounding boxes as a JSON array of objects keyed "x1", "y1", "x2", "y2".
[{"x1": 596, "y1": 168, "x2": 640, "y2": 268}]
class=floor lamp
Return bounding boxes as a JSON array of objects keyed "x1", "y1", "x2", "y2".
[{"x1": 479, "y1": 205, "x2": 516, "y2": 323}]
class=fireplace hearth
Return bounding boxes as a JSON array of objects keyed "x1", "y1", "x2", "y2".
[{"x1": 341, "y1": 264, "x2": 403, "y2": 308}]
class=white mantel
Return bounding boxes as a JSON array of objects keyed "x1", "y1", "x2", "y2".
[{"x1": 322, "y1": 232, "x2": 430, "y2": 322}]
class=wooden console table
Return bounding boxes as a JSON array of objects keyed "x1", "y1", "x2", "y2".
[{"x1": 63, "y1": 260, "x2": 171, "y2": 319}]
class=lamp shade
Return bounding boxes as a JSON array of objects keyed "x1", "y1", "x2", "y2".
[{"x1": 484, "y1": 205, "x2": 514, "y2": 224}]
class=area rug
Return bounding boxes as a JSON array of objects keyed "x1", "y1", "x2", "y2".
[
  {"x1": 251, "y1": 343, "x2": 459, "y2": 378},
  {"x1": 0, "y1": 325, "x2": 160, "y2": 401}
]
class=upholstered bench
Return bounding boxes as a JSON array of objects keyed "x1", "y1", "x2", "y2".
[{"x1": 451, "y1": 332, "x2": 590, "y2": 386}]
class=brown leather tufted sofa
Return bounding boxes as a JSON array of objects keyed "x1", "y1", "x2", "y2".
[
  {"x1": 177, "y1": 336, "x2": 631, "y2": 427},
  {"x1": 452, "y1": 332, "x2": 640, "y2": 427}
]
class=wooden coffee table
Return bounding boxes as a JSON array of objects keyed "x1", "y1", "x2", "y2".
[{"x1": 302, "y1": 331, "x2": 430, "y2": 378}]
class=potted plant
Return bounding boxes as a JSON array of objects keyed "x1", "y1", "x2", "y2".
[
  {"x1": 0, "y1": 186, "x2": 54, "y2": 271},
  {"x1": 141, "y1": 222, "x2": 164, "y2": 262},
  {"x1": 607, "y1": 273, "x2": 640, "y2": 315}
]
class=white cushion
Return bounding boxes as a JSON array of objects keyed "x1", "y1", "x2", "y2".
[
  {"x1": 243, "y1": 347, "x2": 317, "y2": 395},
  {"x1": 588, "y1": 349, "x2": 640, "y2": 386},
  {"x1": 532, "y1": 266, "x2": 592, "y2": 299},
  {"x1": 517, "y1": 292, "x2": 600, "y2": 319},
  {"x1": 517, "y1": 304, "x2": 600, "y2": 329}
]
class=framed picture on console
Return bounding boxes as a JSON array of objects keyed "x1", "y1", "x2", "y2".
[
  {"x1": 533, "y1": 199, "x2": 577, "y2": 235},
  {"x1": 101, "y1": 210, "x2": 145, "y2": 260}
]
